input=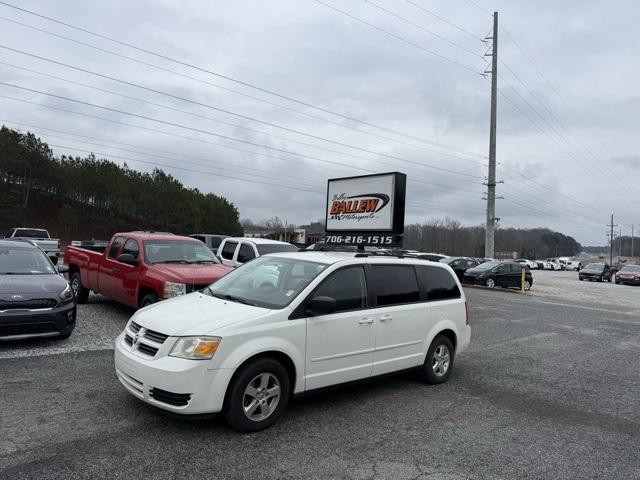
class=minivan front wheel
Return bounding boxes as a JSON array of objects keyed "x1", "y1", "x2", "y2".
[
  {"x1": 224, "y1": 357, "x2": 290, "y2": 432},
  {"x1": 418, "y1": 335, "x2": 455, "y2": 384}
]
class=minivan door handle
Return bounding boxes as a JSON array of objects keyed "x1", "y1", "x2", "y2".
[
  {"x1": 380, "y1": 314, "x2": 393, "y2": 322},
  {"x1": 358, "y1": 317, "x2": 374, "y2": 325}
]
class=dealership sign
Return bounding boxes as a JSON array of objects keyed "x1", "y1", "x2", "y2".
[{"x1": 325, "y1": 172, "x2": 406, "y2": 246}]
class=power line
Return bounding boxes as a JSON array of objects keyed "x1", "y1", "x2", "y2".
[
  {"x1": 311, "y1": 0, "x2": 482, "y2": 75},
  {"x1": 500, "y1": 25, "x2": 632, "y2": 177},
  {"x1": 0, "y1": 46, "x2": 483, "y2": 182},
  {"x1": 403, "y1": 0, "x2": 485, "y2": 42},
  {"x1": 0, "y1": 60, "x2": 486, "y2": 177},
  {"x1": 362, "y1": 0, "x2": 483, "y2": 58},
  {"x1": 0, "y1": 3, "x2": 486, "y2": 158},
  {"x1": 463, "y1": 0, "x2": 492, "y2": 16}
]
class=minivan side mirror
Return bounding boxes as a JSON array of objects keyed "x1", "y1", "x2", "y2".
[
  {"x1": 57, "y1": 265, "x2": 69, "y2": 274},
  {"x1": 307, "y1": 296, "x2": 337, "y2": 316},
  {"x1": 117, "y1": 253, "x2": 138, "y2": 266}
]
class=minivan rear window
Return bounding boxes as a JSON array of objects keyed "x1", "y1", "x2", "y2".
[
  {"x1": 370, "y1": 265, "x2": 420, "y2": 306},
  {"x1": 415, "y1": 265, "x2": 461, "y2": 301}
]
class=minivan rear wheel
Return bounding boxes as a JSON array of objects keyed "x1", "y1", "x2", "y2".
[
  {"x1": 224, "y1": 357, "x2": 290, "y2": 432},
  {"x1": 418, "y1": 335, "x2": 455, "y2": 385}
]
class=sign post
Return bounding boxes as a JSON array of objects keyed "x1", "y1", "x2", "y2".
[{"x1": 324, "y1": 172, "x2": 406, "y2": 248}]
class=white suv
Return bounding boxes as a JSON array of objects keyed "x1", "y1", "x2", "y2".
[
  {"x1": 114, "y1": 252, "x2": 471, "y2": 432},
  {"x1": 216, "y1": 237, "x2": 298, "y2": 267}
]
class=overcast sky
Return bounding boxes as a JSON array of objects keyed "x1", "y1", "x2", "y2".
[{"x1": 1, "y1": 0, "x2": 638, "y2": 245}]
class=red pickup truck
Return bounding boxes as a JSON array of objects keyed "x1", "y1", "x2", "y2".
[{"x1": 64, "y1": 232, "x2": 233, "y2": 309}]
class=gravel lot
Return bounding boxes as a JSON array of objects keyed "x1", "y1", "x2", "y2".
[
  {"x1": 528, "y1": 270, "x2": 640, "y2": 310},
  {"x1": 1, "y1": 283, "x2": 639, "y2": 479}
]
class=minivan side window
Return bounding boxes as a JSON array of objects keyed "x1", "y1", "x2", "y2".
[
  {"x1": 237, "y1": 243, "x2": 256, "y2": 263},
  {"x1": 415, "y1": 265, "x2": 461, "y2": 301},
  {"x1": 369, "y1": 265, "x2": 420, "y2": 306},
  {"x1": 312, "y1": 266, "x2": 367, "y2": 312},
  {"x1": 221, "y1": 241, "x2": 238, "y2": 260},
  {"x1": 108, "y1": 237, "x2": 125, "y2": 259}
]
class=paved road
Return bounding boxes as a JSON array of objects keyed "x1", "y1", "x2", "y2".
[{"x1": 1, "y1": 288, "x2": 639, "y2": 479}]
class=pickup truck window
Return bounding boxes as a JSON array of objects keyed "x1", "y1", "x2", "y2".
[
  {"x1": 122, "y1": 239, "x2": 139, "y2": 260},
  {"x1": 237, "y1": 244, "x2": 256, "y2": 263},
  {"x1": 143, "y1": 240, "x2": 219, "y2": 264},
  {"x1": 108, "y1": 237, "x2": 125, "y2": 259},
  {"x1": 13, "y1": 229, "x2": 49, "y2": 238},
  {"x1": 221, "y1": 241, "x2": 238, "y2": 260}
]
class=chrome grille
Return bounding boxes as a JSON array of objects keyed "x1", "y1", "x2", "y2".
[{"x1": 124, "y1": 321, "x2": 169, "y2": 358}]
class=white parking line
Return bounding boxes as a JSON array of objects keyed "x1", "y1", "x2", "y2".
[{"x1": 0, "y1": 344, "x2": 114, "y2": 360}]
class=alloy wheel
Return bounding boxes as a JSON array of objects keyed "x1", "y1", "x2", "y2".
[
  {"x1": 242, "y1": 373, "x2": 281, "y2": 422},
  {"x1": 432, "y1": 344, "x2": 451, "y2": 377}
]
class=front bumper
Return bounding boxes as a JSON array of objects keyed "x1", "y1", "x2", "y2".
[
  {"x1": 616, "y1": 276, "x2": 640, "y2": 285},
  {"x1": 0, "y1": 302, "x2": 76, "y2": 340},
  {"x1": 114, "y1": 332, "x2": 233, "y2": 415},
  {"x1": 579, "y1": 273, "x2": 602, "y2": 280}
]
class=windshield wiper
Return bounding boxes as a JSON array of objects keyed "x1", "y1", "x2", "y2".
[
  {"x1": 187, "y1": 260, "x2": 217, "y2": 264},
  {"x1": 153, "y1": 260, "x2": 190, "y2": 264},
  {"x1": 209, "y1": 292, "x2": 255, "y2": 306}
]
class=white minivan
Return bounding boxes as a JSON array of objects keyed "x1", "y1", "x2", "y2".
[{"x1": 114, "y1": 252, "x2": 471, "y2": 432}]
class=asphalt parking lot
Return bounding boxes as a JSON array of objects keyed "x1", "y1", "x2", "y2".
[{"x1": 1, "y1": 279, "x2": 639, "y2": 479}]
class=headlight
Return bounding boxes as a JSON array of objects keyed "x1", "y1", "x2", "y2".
[
  {"x1": 163, "y1": 281, "x2": 186, "y2": 298},
  {"x1": 169, "y1": 336, "x2": 221, "y2": 360},
  {"x1": 60, "y1": 283, "x2": 74, "y2": 302}
]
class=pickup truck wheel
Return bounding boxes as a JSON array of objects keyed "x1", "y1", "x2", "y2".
[
  {"x1": 71, "y1": 273, "x2": 89, "y2": 304},
  {"x1": 418, "y1": 334, "x2": 455, "y2": 384},
  {"x1": 140, "y1": 293, "x2": 158, "y2": 308},
  {"x1": 223, "y1": 358, "x2": 290, "y2": 433}
]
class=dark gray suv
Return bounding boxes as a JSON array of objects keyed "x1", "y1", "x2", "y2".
[{"x1": 0, "y1": 240, "x2": 76, "y2": 340}]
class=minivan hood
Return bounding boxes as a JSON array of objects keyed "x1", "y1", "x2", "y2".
[
  {"x1": 0, "y1": 273, "x2": 67, "y2": 295},
  {"x1": 131, "y1": 292, "x2": 267, "y2": 336},
  {"x1": 148, "y1": 263, "x2": 232, "y2": 284}
]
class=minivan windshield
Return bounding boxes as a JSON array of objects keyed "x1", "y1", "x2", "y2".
[
  {"x1": 0, "y1": 246, "x2": 56, "y2": 274},
  {"x1": 206, "y1": 256, "x2": 328, "y2": 309},
  {"x1": 143, "y1": 240, "x2": 220, "y2": 264}
]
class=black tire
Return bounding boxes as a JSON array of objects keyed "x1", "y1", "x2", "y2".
[
  {"x1": 579, "y1": 277, "x2": 583, "y2": 281},
  {"x1": 598, "y1": 276, "x2": 603, "y2": 282},
  {"x1": 485, "y1": 277, "x2": 496, "y2": 288},
  {"x1": 59, "y1": 331, "x2": 72, "y2": 340},
  {"x1": 417, "y1": 334, "x2": 455, "y2": 385},
  {"x1": 140, "y1": 293, "x2": 158, "y2": 308},
  {"x1": 70, "y1": 272, "x2": 89, "y2": 304},
  {"x1": 607, "y1": 276, "x2": 612, "y2": 283},
  {"x1": 223, "y1": 357, "x2": 290, "y2": 432},
  {"x1": 615, "y1": 279, "x2": 620, "y2": 284}
]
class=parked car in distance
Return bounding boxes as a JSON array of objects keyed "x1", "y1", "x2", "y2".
[
  {"x1": 578, "y1": 263, "x2": 612, "y2": 282},
  {"x1": 4, "y1": 227, "x2": 60, "y2": 263},
  {"x1": 190, "y1": 234, "x2": 228, "y2": 253},
  {"x1": 439, "y1": 256, "x2": 479, "y2": 280},
  {"x1": 514, "y1": 259, "x2": 538, "y2": 270},
  {"x1": 0, "y1": 240, "x2": 75, "y2": 340},
  {"x1": 463, "y1": 260, "x2": 532, "y2": 290},
  {"x1": 64, "y1": 232, "x2": 233, "y2": 309},
  {"x1": 402, "y1": 252, "x2": 449, "y2": 262},
  {"x1": 114, "y1": 251, "x2": 470, "y2": 432},
  {"x1": 217, "y1": 237, "x2": 298, "y2": 268},
  {"x1": 614, "y1": 265, "x2": 640, "y2": 285},
  {"x1": 563, "y1": 260, "x2": 580, "y2": 271},
  {"x1": 546, "y1": 258, "x2": 565, "y2": 270}
]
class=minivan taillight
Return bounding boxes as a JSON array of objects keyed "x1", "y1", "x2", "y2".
[{"x1": 464, "y1": 301, "x2": 469, "y2": 325}]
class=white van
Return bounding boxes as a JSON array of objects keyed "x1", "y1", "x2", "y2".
[
  {"x1": 216, "y1": 237, "x2": 298, "y2": 267},
  {"x1": 114, "y1": 252, "x2": 471, "y2": 432}
]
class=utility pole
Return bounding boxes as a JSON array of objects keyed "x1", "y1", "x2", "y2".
[
  {"x1": 631, "y1": 224, "x2": 635, "y2": 258},
  {"x1": 484, "y1": 11, "x2": 498, "y2": 259},
  {"x1": 606, "y1": 214, "x2": 618, "y2": 266}
]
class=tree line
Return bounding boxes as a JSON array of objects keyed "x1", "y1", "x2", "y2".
[
  {"x1": 0, "y1": 126, "x2": 243, "y2": 242},
  {"x1": 403, "y1": 218, "x2": 582, "y2": 258}
]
